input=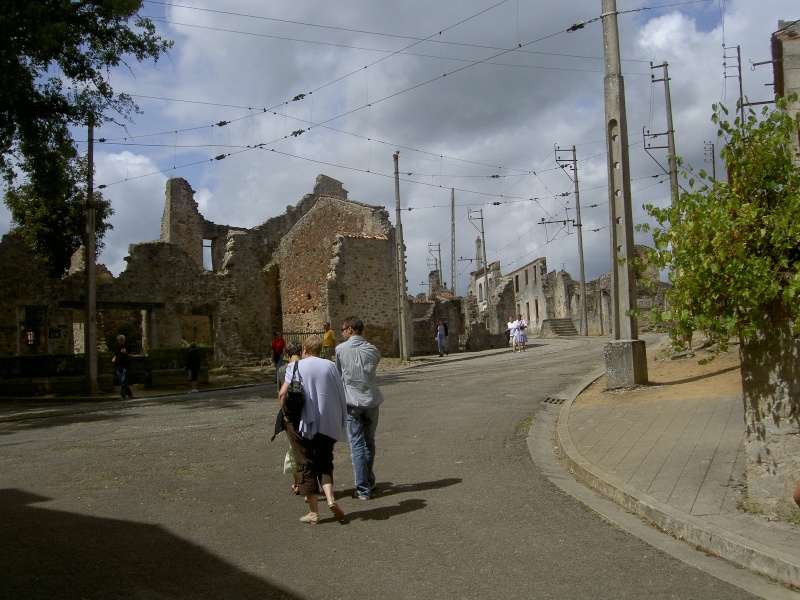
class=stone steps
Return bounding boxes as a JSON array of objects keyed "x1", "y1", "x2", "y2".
[{"x1": 539, "y1": 318, "x2": 579, "y2": 338}]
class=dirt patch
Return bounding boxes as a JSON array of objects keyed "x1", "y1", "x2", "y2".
[{"x1": 575, "y1": 339, "x2": 743, "y2": 407}]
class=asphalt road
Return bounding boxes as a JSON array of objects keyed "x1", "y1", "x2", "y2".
[{"x1": 0, "y1": 337, "x2": 763, "y2": 599}]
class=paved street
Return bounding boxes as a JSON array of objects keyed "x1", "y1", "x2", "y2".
[{"x1": 0, "y1": 337, "x2": 767, "y2": 599}]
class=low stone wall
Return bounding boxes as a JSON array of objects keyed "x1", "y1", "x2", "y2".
[{"x1": 0, "y1": 374, "x2": 114, "y2": 397}]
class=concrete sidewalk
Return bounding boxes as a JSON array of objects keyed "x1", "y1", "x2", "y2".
[{"x1": 556, "y1": 367, "x2": 800, "y2": 589}]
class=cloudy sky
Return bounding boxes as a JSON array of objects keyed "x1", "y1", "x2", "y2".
[{"x1": 1, "y1": 1, "x2": 796, "y2": 296}]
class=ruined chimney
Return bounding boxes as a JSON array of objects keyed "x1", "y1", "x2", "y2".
[
  {"x1": 428, "y1": 269, "x2": 442, "y2": 299},
  {"x1": 313, "y1": 174, "x2": 348, "y2": 200},
  {"x1": 475, "y1": 236, "x2": 484, "y2": 271},
  {"x1": 161, "y1": 178, "x2": 204, "y2": 268}
]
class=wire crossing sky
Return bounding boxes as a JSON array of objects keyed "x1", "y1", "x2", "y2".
[{"x1": 1, "y1": 0, "x2": 792, "y2": 295}]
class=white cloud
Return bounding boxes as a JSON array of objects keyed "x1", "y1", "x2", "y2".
[{"x1": 2, "y1": 0, "x2": 797, "y2": 295}]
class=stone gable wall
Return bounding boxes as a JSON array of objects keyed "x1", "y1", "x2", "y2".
[
  {"x1": 326, "y1": 235, "x2": 398, "y2": 356},
  {"x1": 272, "y1": 195, "x2": 393, "y2": 331}
]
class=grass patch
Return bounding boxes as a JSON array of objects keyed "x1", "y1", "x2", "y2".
[{"x1": 517, "y1": 413, "x2": 536, "y2": 435}]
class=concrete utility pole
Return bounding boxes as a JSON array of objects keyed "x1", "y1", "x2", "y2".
[
  {"x1": 451, "y1": 188, "x2": 456, "y2": 296},
  {"x1": 469, "y1": 209, "x2": 491, "y2": 311},
  {"x1": 556, "y1": 145, "x2": 588, "y2": 336},
  {"x1": 394, "y1": 152, "x2": 410, "y2": 361},
  {"x1": 651, "y1": 62, "x2": 679, "y2": 205},
  {"x1": 84, "y1": 114, "x2": 99, "y2": 396},
  {"x1": 724, "y1": 45, "x2": 746, "y2": 134},
  {"x1": 601, "y1": 0, "x2": 647, "y2": 388},
  {"x1": 704, "y1": 141, "x2": 716, "y2": 180}
]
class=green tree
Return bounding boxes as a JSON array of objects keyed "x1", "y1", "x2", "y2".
[
  {"x1": 0, "y1": 0, "x2": 172, "y2": 187},
  {"x1": 642, "y1": 96, "x2": 800, "y2": 357},
  {"x1": 641, "y1": 96, "x2": 800, "y2": 516},
  {"x1": 5, "y1": 149, "x2": 114, "y2": 277},
  {"x1": 0, "y1": 0, "x2": 171, "y2": 275}
]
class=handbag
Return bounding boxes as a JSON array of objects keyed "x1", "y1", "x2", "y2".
[{"x1": 285, "y1": 363, "x2": 305, "y2": 427}]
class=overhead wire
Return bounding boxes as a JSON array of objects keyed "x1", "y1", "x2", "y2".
[{"x1": 94, "y1": 2, "x2": 686, "y2": 203}]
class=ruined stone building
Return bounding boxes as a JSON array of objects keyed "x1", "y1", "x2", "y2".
[
  {"x1": 505, "y1": 258, "x2": 548, "y2": 332},
  {"x1": 0, "y1": 175, "x2": 403, "y2": 363},
  {"x1": 458, "y1": 236, "x2": 667, "y2": 344},
  {"x1": 410, "y1": 269, "x2": 461, "y2": 355}
]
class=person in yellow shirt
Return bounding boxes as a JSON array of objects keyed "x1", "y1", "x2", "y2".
[{"x1": 322, "y1": 321, "x2": 336, "y2": 360}]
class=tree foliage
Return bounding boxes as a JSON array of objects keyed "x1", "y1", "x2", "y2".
[
  {"x1": 0, "y1": 0, "x2": 172, "y2": 187},
  {"x1": 0, "y1": 0, "x2": 171, "y2": 276},
  {"x1": 640, "y1": 95, "x2": 800, "y2": 351},
  {"x1": 5, "y1": 150, "x2": 114, "y2": 277}
]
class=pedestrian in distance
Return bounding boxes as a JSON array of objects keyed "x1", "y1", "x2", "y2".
[
  {"x1": 279, "y1": 335, "x2": 347, "y2": 524},
  {"x1": 507, "y1": 315, "x2": 517, "y2": 352},
  {"x1": 322, "y1": 321, "x2": 335, "y2": 360},
  {"x1": 112, "y1": 334, "x2": 133, "y2": 400},
  {"x1": 514, "y1": 313, "x2": 528, "y2": 352},
  {"x1": 185, "y1": 342, "x2": 201, "y2": 394},
  {"x1": 271, "y1": 331, "x2": 286, "y2": 384},
  {"x1": 436, "y1": 318, "x2": 447, "y2": 357},
  {"x1": 336, "y1": 316, "x2": 384, "y2": 501}
]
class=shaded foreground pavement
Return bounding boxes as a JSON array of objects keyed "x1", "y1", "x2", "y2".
[{"x1": 0, "y1": 337, "x2": 797, "y2": 599}]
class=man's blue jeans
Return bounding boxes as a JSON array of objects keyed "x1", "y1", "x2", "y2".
[
  {"x1": 347, "y1": 405, "x2": 379, "y2": 498},
  {"x1": 117, "y1": 367, "x2": 132, "y2": 399}
]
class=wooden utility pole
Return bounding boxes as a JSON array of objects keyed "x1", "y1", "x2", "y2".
[
  {"x1": 85, "y1": 113, "x2": 99, "y2": 395},
  {"x1": 394, "y1": 152, "x2": 410, "y2": 361}
]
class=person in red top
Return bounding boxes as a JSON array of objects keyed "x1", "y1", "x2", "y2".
[{"x1": 271, "y1": 331, "x2": 287, "y2": 384}]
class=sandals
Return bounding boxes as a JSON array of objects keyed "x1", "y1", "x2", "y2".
[
  {"x1": 298, "y1": 503, "x2": 344, "y2": 525},
  {"x1": 299, "y1": 512, "x2": 318, "y2": 525},
  {"x1": 328, "y1": 501, "x2": 345, "y2": 521}
]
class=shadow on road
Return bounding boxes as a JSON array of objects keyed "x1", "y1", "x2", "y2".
[
  {"x1": 337, "y1": 498, "x2": 427, "y2": 523},
  {"x1": 339, "y1": 477, "x2": 462, "y2": 502},
  {"x1": 1, "y1": 488, "x2": 297, "y2": 599},
  {"x1": 0, "y1": 410, "x2": 139, "y2": 436}
]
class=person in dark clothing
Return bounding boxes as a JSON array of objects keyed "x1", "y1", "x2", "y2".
[
  {"x1": 271, "y1": 331, "x2": 287, "y2": 384},
  {"x1": 112, "y1": 335, "x2": 133, "y2": 400},
  {"x1": 185, "y1": 343, "x2": 201, "y2": 394}
]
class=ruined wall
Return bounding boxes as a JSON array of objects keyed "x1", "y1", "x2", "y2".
[
  {"x1": 161, "y1": 178, "x2": 205, "y2": 268},
  {"x1": 271, "y1": 193, "x2": 395, "y2": 349},
  {"x1": 506, "y1": 258, "x2": 548, "y2": 333},
  {"x1": 0, "y1": 174, "x2": 402, "y2": 367},
  {"x1": 0, "y1": 232, "x2": 73, "y2": 356},
  {"x1": 327, "y1": 235, "x2": 398, "y2": 357},
  {"x1": 583, "y1": 275, "x2": 612, "y2": 336},
  {"x1": 545, "y1": 270, "x2": 574, "y2": 320},
  {"x1": 215, "y1": 231, "x2": 272, "y2": 363},
  {"x1": 411, "y1": 295, "x2": 462, "y2": 356},
  {"x1": 464, "y1": 261, "x2": 507, "y2": 334}
]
